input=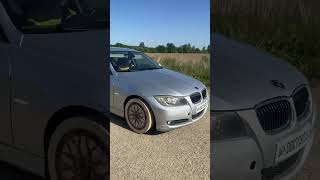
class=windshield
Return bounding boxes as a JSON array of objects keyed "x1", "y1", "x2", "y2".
[
  {"x1": 1, "y1": 0, "x2": 107, "y2": 33},
  {"x1": 110, "y1": 51, "x2": 162, "y2": 72}
]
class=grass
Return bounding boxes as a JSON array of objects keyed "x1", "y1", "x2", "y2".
[
  {"x1": 146, "y1": 53, "x2": 210, "y2": 64},
  {"x1": 212, "y1": 0, "x2": 320, "y2": 79},
  {"x1": 146, "y1": 53, "x2": 210, "y2": 86}
]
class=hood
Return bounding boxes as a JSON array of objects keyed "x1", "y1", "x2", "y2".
[
  {"x1": 116, "y1": 68, "x2": 206, "y2": 97},
  {"x1": 211, "y1": 34, "x2": 308, "y2": 111}
]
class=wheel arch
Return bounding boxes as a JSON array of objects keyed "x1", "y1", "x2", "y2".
[
  {"x1": 44, "y1": 105, "x2": 108, "y2": 156},
  {"x1": 124, "y1": 95, "x2": 145, "y2": 110}
]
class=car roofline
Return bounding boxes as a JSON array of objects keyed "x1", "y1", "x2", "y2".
[{"x1": 110, "y1": 47, "x2": 141, "y2": 53}]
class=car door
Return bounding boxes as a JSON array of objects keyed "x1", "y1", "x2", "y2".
[
  {"x1": 110, "y1": 63, "x2": 125, "y2": 115},
  {"x1": 0, "y1": 26, "x2": 12, "y2": 145},
  {"x1": 110, "y1": 65, "x2": 114, "y2": 109},
  {"x1": 1, "y1": 0, "x2": 108, "y2": 157}
]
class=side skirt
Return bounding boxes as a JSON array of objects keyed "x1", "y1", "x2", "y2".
[
  {"x1": 0, "y1": 142, "x2": 45, "y2": 178},
  {"x1": 110, "y1": 106, "x2": 124, "y2": 117}
]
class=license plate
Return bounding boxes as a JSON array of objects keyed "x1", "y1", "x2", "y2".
[
  {"x1": 196, "y1": 102, "x2": 207, "y2": 113},
  {"x1": 275, "y1": 128, "x2": 311, "y2": 164}
]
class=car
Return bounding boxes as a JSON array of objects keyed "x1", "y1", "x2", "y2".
[
  {"x1": 0, "y1": 1, "x2": 109, "y2": 180},
  {"x1": 110, "y1": 47, "x2": 209, "y2": 134},
  {"x1": 210, "y1": 34, "x2": 317, "y2": 180}
]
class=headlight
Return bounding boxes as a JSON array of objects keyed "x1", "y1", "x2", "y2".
[
  {"x1": 211, "y1": 111, "x2": 250, "y2": 141},
  {"x1": 154, "y1": 96, "x2": 188, "y2": 106}
]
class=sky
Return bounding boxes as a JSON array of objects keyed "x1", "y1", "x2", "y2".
[{"x1": 110, "y1": 0, "x2": 210, "y2": 49}]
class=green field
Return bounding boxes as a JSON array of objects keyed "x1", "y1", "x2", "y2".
[
  {"x1": 212, "y1": 0, "x2": 320, "y2": 79},
  {"x1": 147, "y1": 53, "x2": 210, "y2": 86}
]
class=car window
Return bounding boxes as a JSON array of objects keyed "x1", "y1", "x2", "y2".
[
  {"x1": 1, "y1": 0, "x2": 107, "y2": 33},
  {"x1": 133, "y1": 54, "x2": 155, "y2": 67},
  {"x1": 110, "y1": 51, "x2": 162, "y2": 72}
]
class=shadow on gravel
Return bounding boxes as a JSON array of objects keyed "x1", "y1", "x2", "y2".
[
  {"x1": 110, "y1": 114, "x2": 164, "y2": 135},
  {"x1": 0, "y1": 162, "x2": 43, "y2": 180}
]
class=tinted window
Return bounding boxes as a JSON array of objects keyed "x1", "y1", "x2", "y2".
[{"x1": 1, "y1": 0, "x2": 107, "y2": 33}]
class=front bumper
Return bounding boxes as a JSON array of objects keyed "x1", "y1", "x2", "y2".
[
  {"x1": 145, "y1": 95, "x2": 209, "y2": 132},
  {"x1": 211, "y1": 101, "x2": 317, "y2": 180}
]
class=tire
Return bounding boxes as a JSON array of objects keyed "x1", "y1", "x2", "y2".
[
  {"x1": 125, "y1": 98, "x2": 154, "y2": 134},
  {"x1": 48, "y1": 117, "x2": 109, "y2": 180}
]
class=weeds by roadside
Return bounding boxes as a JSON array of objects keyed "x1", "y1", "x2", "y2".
[
  {"x1": 212, "y1": 0, "x2": 320, "y2": 79},
  {"x1": 159, "y1": 56, "x2": 210, "y2": 86}
]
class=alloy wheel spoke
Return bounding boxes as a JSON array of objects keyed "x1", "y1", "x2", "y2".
[{"x1": 57, "y1": 132, "x2": 107, "y2": 180}]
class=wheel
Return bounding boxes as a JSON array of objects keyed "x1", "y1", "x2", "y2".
[
  {"x1": 48, "y1": 117, "x2": 109, "y2": 180},
  {"x1": 125, "y1": 98, "x2": 154, "y2": 134}
]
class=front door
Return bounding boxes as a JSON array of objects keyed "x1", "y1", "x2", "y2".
[{"x1": 0, "y1": 26, "x2": 12, "y2": 145}]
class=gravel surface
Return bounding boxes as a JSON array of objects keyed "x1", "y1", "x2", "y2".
[{"x1": 110, "y1": 111, "x2": 210, "y2": 180}]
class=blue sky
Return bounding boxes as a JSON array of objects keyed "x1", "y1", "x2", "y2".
[{"x1": 110, "y1": 0, "x2": 210, "y2": 49}]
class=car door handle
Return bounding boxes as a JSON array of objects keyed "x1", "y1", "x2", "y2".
[{"x1": 13, "y1": 98, "x2": 29, "y2": 105}]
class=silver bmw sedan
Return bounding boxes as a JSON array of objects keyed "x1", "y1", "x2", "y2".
[{"x1": 110, "y1": 47, "x2": 209, "y2": 133}]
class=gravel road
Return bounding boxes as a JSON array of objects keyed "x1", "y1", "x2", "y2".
[{"x1": 110, "y1": 110, "x2": 210, "y2": 180}]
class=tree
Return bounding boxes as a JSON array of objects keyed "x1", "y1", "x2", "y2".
[
  {"x1": 166, "y1": 43, "x2": 177, "y2": 53},
  {"x1": 114, "y1": 43, "x2": 125, "y2": 47},
  {"x1": 181, "y1": 44, "x2": 192, "y2": 53},
  {"x1": 202, "y1": 47, "x2": 206, "y2": 53},
  {"x1": 186, "y1": 44, "x2": 192, "y2": 53},
  {"x1": 156, "y1": 45, "x2": 166, "y2": 53},
  {"x1": 139, "y1": 42, "x2": 145, "y2": 48},
  {"x1": 207, "y1": 45, "x2": 210, "y2": 52},
  {"x1": 149, "y1": 47, "x2": 156, "y2": 53},
  {"x1": 192, "y1": 46, "x2": 196, "y2": 53},
  {"x1": 176, "y1": 46, "x2": 183, "y2": 53}
]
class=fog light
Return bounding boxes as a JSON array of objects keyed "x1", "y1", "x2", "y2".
[
  {"x1": 167, "y1": 119, "x2": 189, "y2": 125},
  {"x1": 211, "y1": 111, "x2": 249, "y2": 140}
]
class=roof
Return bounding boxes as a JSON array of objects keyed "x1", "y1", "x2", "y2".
[{"x1": 110, "y1": 47, "x2": 140, "y2": 52}]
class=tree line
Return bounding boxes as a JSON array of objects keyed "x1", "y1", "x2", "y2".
[{"x1": 111, "y1": 42, "x2": 210, "y2": 53}]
